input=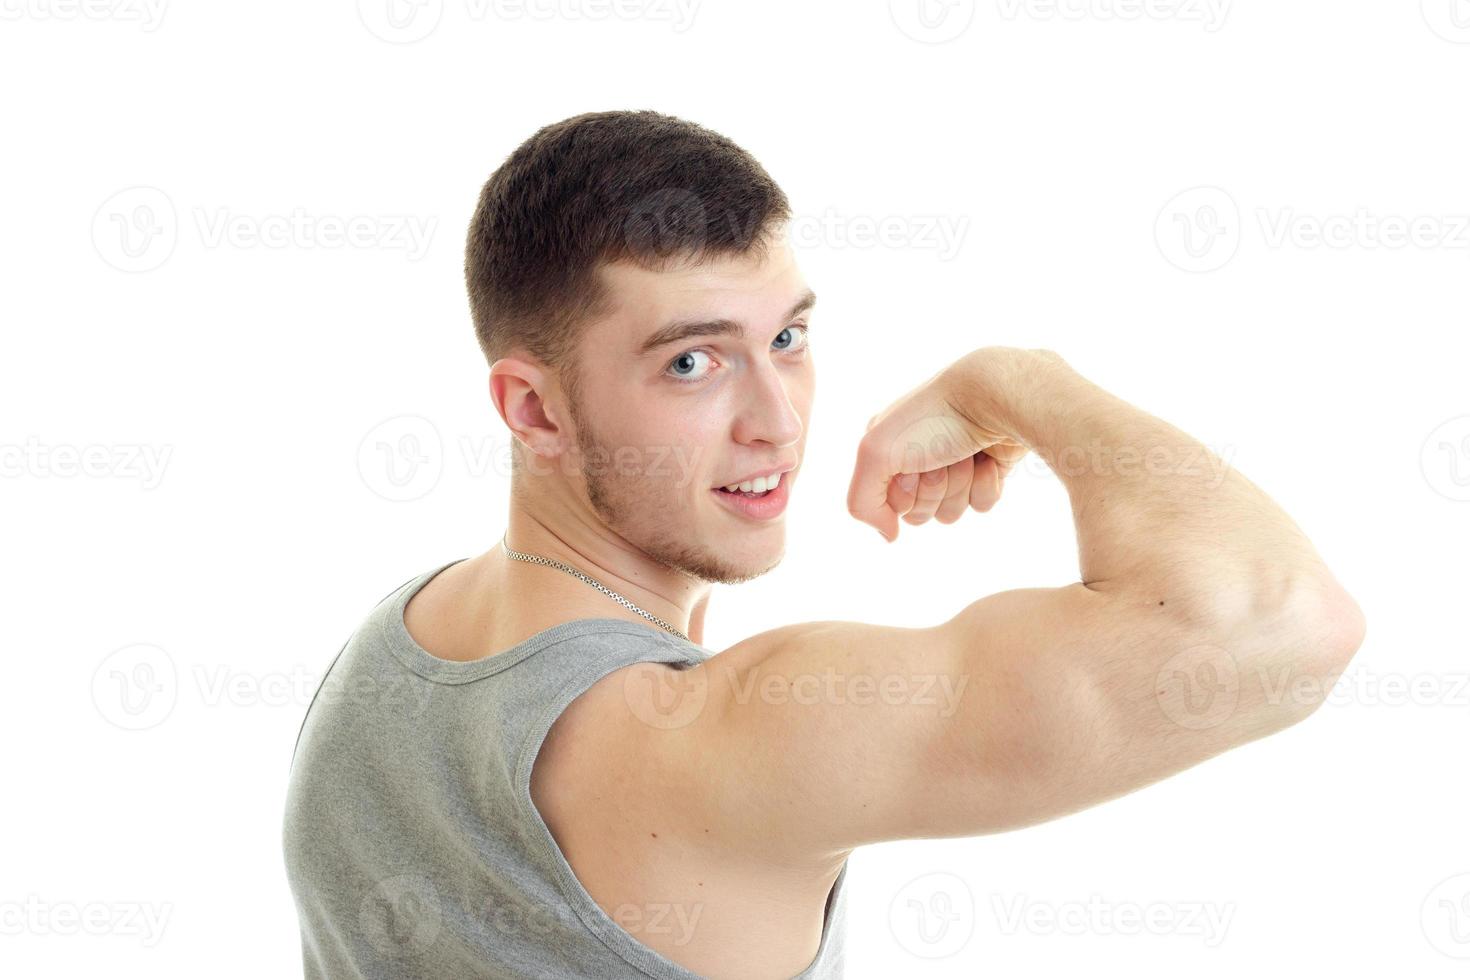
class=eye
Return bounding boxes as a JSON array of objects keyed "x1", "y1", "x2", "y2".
[
  {"x1": 773, "y1": 323, "x2": 811, "y2": 354},
  {"x1": 666, "y1": 349, "x2": 715, "y2": 384}
]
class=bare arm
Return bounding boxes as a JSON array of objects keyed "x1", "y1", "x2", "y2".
[{"x1": 615, "y1": 348, "x2": 1365, "y2": 867}]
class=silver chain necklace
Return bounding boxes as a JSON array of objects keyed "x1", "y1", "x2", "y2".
[{"x1": 499, "y1": 533, "x2": 689, "y2": 642}]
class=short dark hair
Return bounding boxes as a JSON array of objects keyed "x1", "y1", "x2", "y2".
[{"x1": 464, "y1": 110, "x2": 791, "y2": 386}]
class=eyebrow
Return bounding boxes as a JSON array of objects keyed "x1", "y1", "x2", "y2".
[{"x1": 635, "y1": 289, "x2": 817, "y2": 357}]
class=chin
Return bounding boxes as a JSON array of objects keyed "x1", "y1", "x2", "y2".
[{"x1": 657, "y1": 525, "x2": 786, "y2": 586}]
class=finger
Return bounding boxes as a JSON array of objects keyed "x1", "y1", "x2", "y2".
[
  {"x1": 969, "y1": 453, "x2": 1003, "y2": 512},
  {"x1": 849, "y1": 406, "x2": 978, "y2": 536},
  {"x1": 848, "y1": 438, "x2": 902, "y2": 541},
  {"x1": 903, "y1": 466, "x2": 949, "y2": 524},
  {"x1": 934, "y1": 457, "x2": 975, "y2": 524},
  {"x1": 886, "y1": 471, "x2": 920, "y2": 520}
]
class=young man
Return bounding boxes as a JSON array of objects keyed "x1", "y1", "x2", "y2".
[{"x1": 283, "y1": 110, "x2": 1365, "y2": 980}]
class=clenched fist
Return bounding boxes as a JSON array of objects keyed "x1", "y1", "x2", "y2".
[{"x1": 846, "y1": 348, "x2": 1042, "y2": 542}]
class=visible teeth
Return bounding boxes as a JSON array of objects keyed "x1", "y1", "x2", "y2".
[{"x1": 721, "y1": 472, "x2": 783, "y2": 494}]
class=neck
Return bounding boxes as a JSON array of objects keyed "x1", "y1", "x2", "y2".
[{"x1": 499, "y1": 499, "x2": 710, "y2": 645}]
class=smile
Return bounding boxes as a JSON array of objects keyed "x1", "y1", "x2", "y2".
[{"x1": 711, "y1": 471, "x2": 791, "y2": 520}]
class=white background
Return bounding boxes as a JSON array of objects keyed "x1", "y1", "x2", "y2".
[{"x1": 3, "y1": 1, "x2": 1467, "y2": 977}]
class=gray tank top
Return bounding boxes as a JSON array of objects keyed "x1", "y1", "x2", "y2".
[{"x1": 283, "y1": 558, "x2": 849, "y2": 979}]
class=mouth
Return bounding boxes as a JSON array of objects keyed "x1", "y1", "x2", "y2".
[{"x1": 711, "y1": 469, "x2": 792, "y2": 520}]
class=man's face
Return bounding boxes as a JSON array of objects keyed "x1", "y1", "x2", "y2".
[{"x1": 561, "y1": 235, "x2": 815, "y2": 585}]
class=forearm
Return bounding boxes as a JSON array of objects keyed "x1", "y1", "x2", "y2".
[{"x1": 955, "y1": 349, "x2": 1348, "y2": 622}]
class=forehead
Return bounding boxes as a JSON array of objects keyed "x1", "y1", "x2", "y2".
[{"x1": 592, "y1": 239, "x2": 808, "y2": 339}]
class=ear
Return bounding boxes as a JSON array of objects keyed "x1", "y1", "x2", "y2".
[{"x1": 489, "y1": 357, "x2": 571, "y2": 462}]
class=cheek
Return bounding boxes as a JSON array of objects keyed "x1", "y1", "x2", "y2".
[{"x1": 607, "y1": 409, "x2": 718, "y2": 492}]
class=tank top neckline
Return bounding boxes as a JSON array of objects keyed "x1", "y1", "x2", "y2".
[{"x1": 380, "y1": 557, "x2": 713, "y2": 685}]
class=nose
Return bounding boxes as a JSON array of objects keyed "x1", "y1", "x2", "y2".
[{"x1": 732, "y1": 357, "x2": 804, "y2": 450}]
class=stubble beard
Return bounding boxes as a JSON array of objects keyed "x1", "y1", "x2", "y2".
[{"x1": 565, "y1": 387, "x2": 781, "y2": 587}]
